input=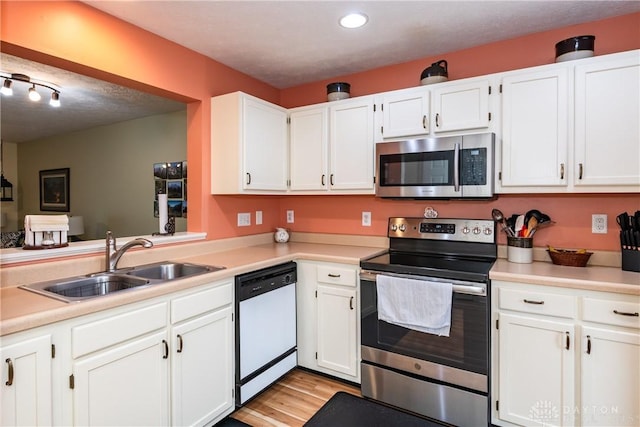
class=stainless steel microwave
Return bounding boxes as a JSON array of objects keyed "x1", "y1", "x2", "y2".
[{"x1": 375, "y1": 133, "x2": 495, "y2": 199}]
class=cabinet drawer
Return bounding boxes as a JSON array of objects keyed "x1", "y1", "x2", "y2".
[
  {"x1": 171, "y1": 281, "x2": 233, "y2": 324},
  {"x1": 72, "y1": 302, "x2": 167, "y2": 358},
  {"x1": 498, "y1": 287, "x2": 576, "y2": 318},
  {"x1": 583, "y1": 297, "x2": 640, "y2": 329},
  {"x1": 317, "y1": 265, "x2": 357, "y2": 287}
]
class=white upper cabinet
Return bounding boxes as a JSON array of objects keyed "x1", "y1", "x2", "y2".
[
  {"x1": 497, "y1": 50, "x2": 640, "y2": 193},
  {"x1": 500, "y1": 67, "x2": 569, "y2": 188},
  {"x1": 376, "y1": 87, "x2": 430, "y2": 140},
  {"x1": 289, "y1": 105, "x2": 329, "y2": 191},
  {"x1": 432, "y1": 78, "x2": 492, "y2": 133},
  {"x1": 574, "y1": 51, "x2": 640, "y2": 189},
  {"x1": 329, "y1": 96, "x2": 375, "y2": 192},
  {"x1": 211, "y1": 92, "x2": 288, "y2": 194}
]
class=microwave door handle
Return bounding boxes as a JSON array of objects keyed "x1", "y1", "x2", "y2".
[{"x1": 453, "y1": 143, "x2": 460, "y2": 192}]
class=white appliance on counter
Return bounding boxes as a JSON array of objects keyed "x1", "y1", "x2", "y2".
[{"x1": 235, "y1": 262, "x2": 297, "y2": 405}]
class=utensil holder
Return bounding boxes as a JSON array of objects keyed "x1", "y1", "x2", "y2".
[
  {"x1": 622, "y1": 249, "x2": 640, "y2": 272},
  {"x1": 507, "y1": 237, "x2": 533, "y2": 263}
]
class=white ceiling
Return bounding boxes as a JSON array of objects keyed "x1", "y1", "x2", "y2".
[{"x1": 2, "y1": 1, "x2": 639, "y2": 143}]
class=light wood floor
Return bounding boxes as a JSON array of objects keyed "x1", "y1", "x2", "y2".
[{"x1": 230, "y1": 369, "x2": 361, "y2": 426}]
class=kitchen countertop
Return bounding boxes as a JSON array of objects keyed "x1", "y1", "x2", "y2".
[
  {"x1": 491, "y1": 258, "x2": 640, "y2": 295},
  {"x1": 2, "y1": 239, "x2": 638, "y2": 337},
  {"x1": 0, "y1": 241, "x2": 386, "y2": 337}
]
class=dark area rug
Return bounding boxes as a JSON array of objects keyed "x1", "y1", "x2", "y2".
[
  {"x1": 215, "y1": 416, "x2": 251, "y2": 427},
  {"x1": 304, "y1": 392, "x2": 444, "y2": 427}
]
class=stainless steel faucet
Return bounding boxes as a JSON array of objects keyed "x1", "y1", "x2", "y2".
[{"x1": 105, "y1": 231, "x2": 153, "y2": 272}]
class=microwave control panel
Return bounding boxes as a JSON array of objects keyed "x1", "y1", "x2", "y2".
[{"x1": 460, "y1": 148, "x2": 487, "y2": 186}]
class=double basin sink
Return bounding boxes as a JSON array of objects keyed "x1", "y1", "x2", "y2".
[{"x1": 20, "y1": 261, "x2": 225, "y2": 303}]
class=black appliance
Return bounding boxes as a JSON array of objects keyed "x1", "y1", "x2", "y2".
[{"x1": 360, "y1": 217, "x2": 496, "y2": 426}]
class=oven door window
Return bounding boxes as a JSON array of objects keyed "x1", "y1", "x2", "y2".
[
  {"x1": 361, "y1": 279, "x2": 487, "y2": 375},
  {"x1": 379, "y1": 150, "x2": 454, "y2": 187}
]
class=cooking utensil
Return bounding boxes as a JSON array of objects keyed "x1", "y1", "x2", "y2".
[
  {"x1": 617, "y1": 212, "x2": 630, "y2": 230},
  {"x1": 515, "y1": 215, "x2": 525, "y2": 236},
  {"x1": 492, "y1": 209, "x2": 515, "y2": 237},
  {"x1": 525, "y1": 217, "x2": 538, "y2": 238}
]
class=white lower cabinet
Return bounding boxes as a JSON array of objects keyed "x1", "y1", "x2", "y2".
[
  {"x1": 73, "y1": 330, "x2": 170, "y2": 426},
  {"x1": 296, "y1": 260, "x2": 360, "y2": 383},
  {"x1": 1, "y1": 331, "x2": 53, "y2": 426},
  {"x1": 492, "y1": 281, "x2": 640, "y2": 427},
  {"x1": 170, "y1": 282, "x2": 234, "y2": 426}
]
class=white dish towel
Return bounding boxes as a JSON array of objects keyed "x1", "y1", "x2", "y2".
[{"x1": 377, "y1": 274, "x2": 453, "y2": 337}]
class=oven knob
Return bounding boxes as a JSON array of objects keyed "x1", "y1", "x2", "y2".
[
  {"x1": 484, "y1": 227, "x2": 493, "y2": 235},
  {"x1": 462, "y1": 226, "x2": 470, "y2": 234},
  {"x1": 390, "y1": 224, "x2": 398, "y2": 231},
  {"x1": 472, "y1": 226, "x2": 481, "y2": 235},
  {"x1": 399, "y1": 224, "x2": 406, "y2": 232}
]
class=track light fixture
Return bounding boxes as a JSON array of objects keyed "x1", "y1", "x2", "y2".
[{"x1": 0, "y1": 72, "x2": 61, "y2": 107}]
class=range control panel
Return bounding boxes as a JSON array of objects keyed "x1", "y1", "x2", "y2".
[{"x1": 388, "y1": 217, "x2": 495, "y2": 243}]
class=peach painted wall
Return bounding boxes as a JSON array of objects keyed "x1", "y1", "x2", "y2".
[{"x1": 2, "y1": 3, "x2": 639, "y2": 251}]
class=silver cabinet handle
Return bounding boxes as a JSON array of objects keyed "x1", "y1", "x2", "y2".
[
  {"x1": 177, "y1": 334, "x2": 183, "y2": 353},
  {"x1": 5, "y1": 358, "x2": 13, "y2": 386},
  {"x1": 330, "y1": 174, "x2": 334, "y2": 186},
  {"x1": 613, "y1": 310, "x2": 639, "y2": 317},
  {"x1": 565, "y1": 332, "x2": 570, "y2": 350},
  {"x1": 328, "y1": 273, "x2": 341, "y2": 278},
  {"x1": 162, "y1": 340, "x2": 169, "y2": 359},
  {"x1": 586, "y1": 335, "x2": 591, "y2": 354},
  {"x1": 524, "y1": 299, "x2": 545, "y2": 305},
  {"x1": 246, "y1": 173, "x2": 252, "y2": 185},
  {"x1": 350, "y1": 296, "x2": 354, "y2": 310},
  {"x1": 435, "y1": 113, "x2": 440, "y2": 127},
  {"x1": 422, "y1": 115, "x2": 427, "y2": 129},
  {"x1": 560, "y1": 163, "x2": 565, "y2": 180},
  {"x1": 321, "y1": 174, "x2": 325, "y2": 186},
  {"x1": 578, "y1": 163, "x2": 583, "y2": 180}
]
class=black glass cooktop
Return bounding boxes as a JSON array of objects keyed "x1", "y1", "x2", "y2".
[{"x1": 361, "y1": 251, "x2": 494, "y2": 283}]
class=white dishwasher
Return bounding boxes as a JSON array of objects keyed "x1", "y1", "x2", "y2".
[{"x1": 235, "y1": 261, "x2": 297, "y2": 405}]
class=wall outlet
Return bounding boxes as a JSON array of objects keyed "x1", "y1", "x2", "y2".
[
  {"x1": 592, "y1": 214, "x2": 607, "y2": 234},
  {"x1": 237, "y1": 212, "x2": 251, "y2": 227},
  {"x1": 362, "y1": 211, "x2": 371, "y2": 226},
  {"x1": 255, "y1": 210, "x2": 263, "y2": 225},
  {"x1": 286, "y1": 210, "x2": 294, "y2": 224}
]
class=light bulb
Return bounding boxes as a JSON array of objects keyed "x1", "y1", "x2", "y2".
[
  {"x1": 28, "y1": 85, "x2": 41, "y2": 101},
  {"x1": 339, "y1": 13, "x2": 368, "y2": 29},
  {"x1": 50, "y1": 91, "x2": 61, "y2": 107}
]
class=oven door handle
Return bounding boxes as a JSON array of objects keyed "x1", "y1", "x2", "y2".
[{"x1": 360, "y1": 271, "x2": 486, "y2": 296}]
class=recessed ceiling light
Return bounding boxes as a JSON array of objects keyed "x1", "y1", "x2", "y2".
[{"x1": 339, "y1": 12, "x2": 368, "y2": 29}]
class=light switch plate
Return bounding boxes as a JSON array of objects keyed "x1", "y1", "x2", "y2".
[{"x1": 237, "y1": 213, "x2": 251, "y2": 227}]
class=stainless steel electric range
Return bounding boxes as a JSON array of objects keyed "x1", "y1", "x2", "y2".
[{"x1": 360, "y1": 217, "x2": 496, "y2": 427}]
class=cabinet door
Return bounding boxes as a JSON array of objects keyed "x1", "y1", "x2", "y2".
[
  {"x1": 581, "y1": 326, "x2": 640, "y2": 427},
  {"x1": 295, "y1": 261, "x2": 319, "y2": 369},
  {"x1": 433, "y1": 79, "x2": 490, "y2": 133},
  {"x1": 289, "y1": 106, "x2": 329, "y2": 191},
  {"x1": 73, "y1": 331, "x2": 169, "y2": 426},
  {"x1": 574, "y1": 54, "x2": 640, "y2": 188},
  {"x1": 316, "y1": 284, "x2": 357, "y2": 377},
  {"x1": 1, "y1": 334, "x2": 52, "y2": 426},
  {"x1": 500, "y1": 68, "x2": 569, "y2": 188},
  {"x1": 172, "y1": 307, "x2": 234, "y2": 427},
  {"x1": 329, "y1": 98, "x2": 375, "y2": 191},
  {"x1": 243, "y1": 97, "x2": 288, "y2": 191},
  {"x1": 380, "y1": 88, "x2": 430, "y2": 139},
  {"x1": 497, "y1": 313, "x2": 574, "y2": 426}
]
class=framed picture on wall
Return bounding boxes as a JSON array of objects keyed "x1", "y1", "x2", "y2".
[{"x1": 40, "y1": 168, "x2": 70, "y2": 212}]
